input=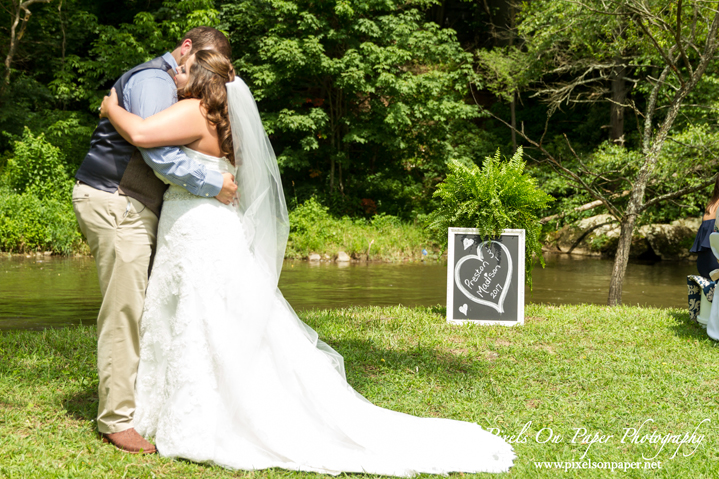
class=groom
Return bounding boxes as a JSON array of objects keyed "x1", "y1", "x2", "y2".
[{"x1": 73, "y1": 27, "x2": 236, "y2": 454}]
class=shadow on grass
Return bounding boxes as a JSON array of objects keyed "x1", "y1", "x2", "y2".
[
  {"x1": 62, "y1": 385, "x2": 98, "y2": 423},
  {"x1": 667, "y1": 310, "x2": 712, "y2": 341},
  {"x1": 0, "y1": 327, "x2": 99, "y2": 423},
  {"x1": 326, "y1": 337, "x2": 493, "y2": 391}
]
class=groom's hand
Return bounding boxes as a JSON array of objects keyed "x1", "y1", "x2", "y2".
[
  {"x1": 216, "y1": 172, "x2": 238, "y2": 205},
  {"x1": 99, "y1": 88, "x2": 119, "y2": 119}
]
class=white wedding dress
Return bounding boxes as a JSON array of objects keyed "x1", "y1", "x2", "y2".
[{"x1": 134, "y1": 147, "x2": 515, "y2": 475}]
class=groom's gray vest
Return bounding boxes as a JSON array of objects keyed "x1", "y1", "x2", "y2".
[{"x1": 75, "y1": 56, "x2": 174, "y2": 217}]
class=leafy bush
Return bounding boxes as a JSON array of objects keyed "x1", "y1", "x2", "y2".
[
  {"x1": 426, "y1": 147, "x2": 554, "y2": 286},
  {"x1": 0, "y1": 128, "x2": 81, "y2": 254},
  {"x1": 0, "y1": 187, "x2": 83, "y2": 254},
  {"x1": 2, "y1": 127, "x2": 73, "y2": 201},
  {"x1": 287, "y1": 197, "x2": 436, "y2": 261}
]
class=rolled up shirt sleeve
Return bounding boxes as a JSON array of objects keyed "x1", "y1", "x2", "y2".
[{"x1": 124, "y1": 68, "x2": 223, "y2": 198}]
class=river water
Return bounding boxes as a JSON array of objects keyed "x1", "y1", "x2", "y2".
[{"x1": 0, "y1": 254, "x2": 696, "y2": 330}]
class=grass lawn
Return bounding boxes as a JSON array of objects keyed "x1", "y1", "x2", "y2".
[{"x1": 0, "y1": 304, "x2": 717, "y2": 478}]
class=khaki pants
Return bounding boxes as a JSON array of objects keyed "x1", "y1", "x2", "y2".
[{"x1": 72, "y1": 182, "x2": 158, "y2": 434}]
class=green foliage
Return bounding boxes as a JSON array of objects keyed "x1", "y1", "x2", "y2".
[
  {"x1": 0, "y1": 187, "x2": 82, "y2": 254},
  {"x1": 648, "y1": 124, "x2": 719, "y2": 222},
  {"x1": 288, "y1": 197, "x2": 437, "y2": 261},
  {"x1": 0, "y1": 129, "x2": 81, "y2": 254},
  {"x1": 537, "y1": 127, "x2": 719, "y2": 228},
  {"x1": 4, "y1": 0, "x2": 718, "y2": 257},
  {"x1": 475, "y1": 47, "x2": 531, "y2": 102},
  {"x1": 223, "y1": 0, "x2": 483, "y2": 216},
  {"x1": 426, "y1": 147, "x2": 554, "y2": 286},
  {"x1": 43, "y1": 114, "x2": 96, "y2": 175},
  {"x1": 0, "y1": 0, "x2": 221, "y2": 153},
  {"x1": 1, "y1": 128, "x2": 73, "y2": 201},
  {"x1": 477, "y1": 0, "x2": 719, "y2": 233},
  {"x1": 53, "y1": 0, "x2": 221, "y2": 110}
]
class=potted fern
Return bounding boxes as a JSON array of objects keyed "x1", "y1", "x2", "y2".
[{"x1": 427, "y1": 147, "x2": 554, "y2": 288}]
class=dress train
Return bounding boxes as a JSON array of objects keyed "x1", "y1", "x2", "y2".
[{"x1": 135, "y1": 148, "x2": 515, "y2": 475}]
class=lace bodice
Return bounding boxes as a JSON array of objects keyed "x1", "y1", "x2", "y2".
[{"x1": 160, "y1": 147, "x2": 236, "y2": 201}]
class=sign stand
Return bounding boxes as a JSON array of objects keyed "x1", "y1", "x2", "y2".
[{"x1": 446, "y1": 228, "x2": 525, "y2": 325}]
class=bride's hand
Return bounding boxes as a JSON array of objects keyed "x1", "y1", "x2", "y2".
[{"x1": 99, "y1": 88, "x2": 119, "y2": 119}]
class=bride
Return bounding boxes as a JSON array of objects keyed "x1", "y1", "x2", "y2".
[{"x1": 100, "y1": 49, "x2": 515, "y2": 475}]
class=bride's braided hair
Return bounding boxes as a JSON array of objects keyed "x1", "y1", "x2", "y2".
[{"x1": 178, "y1": 50, "x2": 237, "y2": 165}]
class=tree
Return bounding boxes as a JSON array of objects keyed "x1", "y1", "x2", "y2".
[
  {"x1": 222, "y1": 0, "x2": 482, "y2": 216},
  {"x1": 477, "y1": 0, "x2": 719, "y2": 305},
  {"x1": 53, "y1": 0, "x2": 220, "y2": 108},
  {"x1": 2, "y1": 0, "x2": 53, "y2": 87}
]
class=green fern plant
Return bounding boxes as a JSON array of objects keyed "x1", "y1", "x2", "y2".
[{"x1": 427, "y1": 147, "x2": 554, "y2": 287}]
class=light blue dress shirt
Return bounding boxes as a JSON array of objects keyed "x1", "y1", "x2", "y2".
[{"x1": 122, "y1": 52, "x2": 223, "y2": 198}]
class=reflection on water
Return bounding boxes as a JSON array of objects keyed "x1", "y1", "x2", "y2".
[
  {"x1": 0, "y1": 256, "x2": 100, "y2": 330},
  {"x1": 529, "y1": 254, "x2": 696, "y2": 308},
  {"x1": 0, "y1": 254, "x2": 698, "y2": 330},
  {"x1": 279, "y1": 261, "x2": 447, "y2": 311}
]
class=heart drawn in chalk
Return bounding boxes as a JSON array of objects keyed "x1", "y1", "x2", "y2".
[
  {"x1": 459, "y1": 304, "x2": 468, "y2": 315},
  {"x1": 462, "y1": 237, "x2": 474, "y2": 250},
  {"x1": 454, "y1": 241, "x2": 512, "y2": 313}
]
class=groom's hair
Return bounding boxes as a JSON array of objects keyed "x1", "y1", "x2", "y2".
[{"x1": 177, "y1": 27, "x2": 232, "y2": 59}]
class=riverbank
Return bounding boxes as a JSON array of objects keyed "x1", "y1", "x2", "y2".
[
  {"x1": 286, "y1": 197, "x2": 439, "y2": 262},
  {"x1": 1, "y1": 304, "x2": 716, "y2": 477},
  {"x1": 0, "y1": 196, "x2": 439, "y2": 262},
  {"x1": 1, "y1": 194, "x2": 704, "y2": 264}
]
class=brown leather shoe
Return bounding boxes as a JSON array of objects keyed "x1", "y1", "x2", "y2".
[{"x1": 102, "y1": 428, "x2": 157, "y2": 454}]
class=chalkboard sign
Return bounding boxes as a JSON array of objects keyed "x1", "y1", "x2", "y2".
[{"x1": 446, "y1": 228, "x2": 525, "y2": 325}]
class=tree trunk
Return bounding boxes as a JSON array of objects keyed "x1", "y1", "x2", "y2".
[
  {"x1": 606, "y1": 147, "x2": 660, "y2": 305},
  {"x1": 339, "y1": 139, "x2": 348, "y2": 194},
  {"x1": 610, "y1": 58, "x2": 626, "y2": 145},
  {"x1": 508, "y1": 2, "x2": 517, "y2": 151},
  {"x1": 607, "y1": 207, "x2": 637, "y2": 305},
  {"x1": 433, "y1": 0, "x2": 446, "y2": 27},
  {"x1": 4, "y1": 5, "x2": 26, "y2": 86},
  {"x1": 606, "y1": 118, "x2": 683, "y2": 305},
  {"x1": 338, "y1": 160, "x2": 344, "y2": 194},
  {"x1": 3, "y1": 0, "x2": 53, "y2": 86},
  {"x1": 330, "y1": 157, "x2": 335, "y2": 190},
  {"x1": 510, "y1": 92, "x2": 517, "y2": 152}
]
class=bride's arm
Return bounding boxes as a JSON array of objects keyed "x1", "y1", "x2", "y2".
[{"x1": 100, "y1": 88, "x2": 205, "y2": 148}]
